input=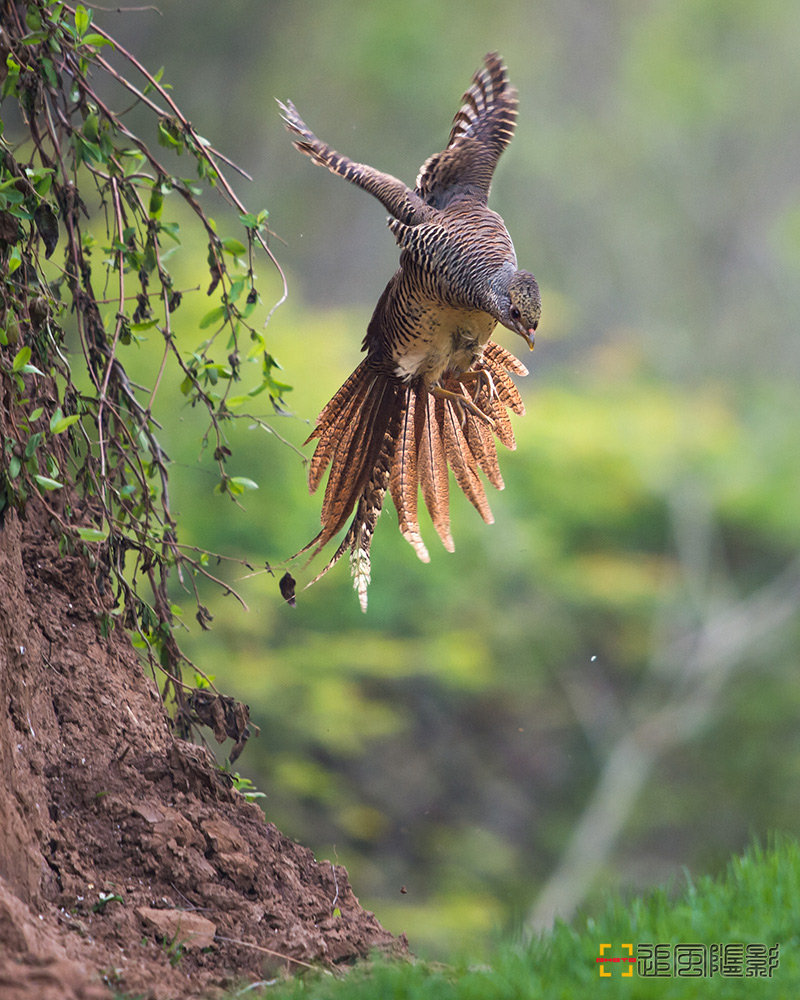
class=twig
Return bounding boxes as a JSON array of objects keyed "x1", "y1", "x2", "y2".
[{"x1": 213, "y1": 935, "x2": 318, "y2": 970}]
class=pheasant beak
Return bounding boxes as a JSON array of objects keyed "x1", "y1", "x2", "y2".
[{"x1": 516, "y1": 324, "x2": 536, "y2": 350}]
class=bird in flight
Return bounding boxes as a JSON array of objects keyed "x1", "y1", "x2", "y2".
[{"x1": 279, "y1": 53, "x2": 541, "y2": 611}]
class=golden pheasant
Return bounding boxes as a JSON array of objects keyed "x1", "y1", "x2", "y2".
[{"x1": 280, "y1": 53, "x2": 541, "y2": 610}]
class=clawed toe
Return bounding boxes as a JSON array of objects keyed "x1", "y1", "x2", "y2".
[{"x1": 431, "y1": 385, "x2": 496, "y2": 429}]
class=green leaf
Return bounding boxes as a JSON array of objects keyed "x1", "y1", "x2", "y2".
[
  {"x1": 199, "y1": 305, "x2": 226, "y2": 330},
  {"x1": 267, "y1": 379, "x2": 293, "y2": 395},
  {"x1": 40, "y1": 57, "x2": 58, "y2": 89},
  {"x1": 31, "y1": 170, "x2": 53, "y2": 197},
  {"x1": 74, "y1": 4, "x2": 91, "y2": 37},
  {"x1": 247, "y1": 332, "x2": 267, "y2": 358},
  {"x1": 82, "y1": 32, "x2": 113, "y2": 48},
  {"x1": 83, "y1": 110, "x2": 99, "y2": 141},
  {"x1": 25, "y1": 6, "x2": 42, "y2": 30},
  {"x1": 229, "y1": 476, "x2": 259, "y2": 492},
  {"x1": 225, "y1": 395, "x2": 247, "y2": 409},
  {"x1": 0, "y1": 187, "x2": 24, "y2": 205},
  {"x1": 222, "y1": 237, "x2": 247, "y2": 257},
  {"x1": 143, "y1": 66, "x2": 166, "y2": 96},
  {"x1": 159, "y1": 220, "x2": 180, "y2": 242},
  {"x1": 76, "y1": 526, "x2": 108, "y2": 543},
  {"x1": 50, "y1": 413, "x2": 81, "y2": 434},
  {"x1": 24, "y1": 432, "x2": 43, "y2": 458},
  {"x1": 2, "y1": 55, "x2": 20, "y2": 100},
  {"x1": 149, "y1": 184, "x2": 163, "y2": 220},
  {"x1": 157, "y1": 119, "x2": 183, "y2": 150},
  {"x1": 34, "y1": 475, "x2": 63, "y2": 491},
  {"x1": 11, "y1": 346, "x2": 31, "y2": 372},
  {"x1": 74, "y1": 133, "x2": 103, "y2": 164}
]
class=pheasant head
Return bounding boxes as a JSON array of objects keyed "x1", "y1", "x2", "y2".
[{"x1": 498, "y1": 269, "x2": 540, "y2": 349}]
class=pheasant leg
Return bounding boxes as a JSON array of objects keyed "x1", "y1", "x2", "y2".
[
  {"x1": 456, "y1": 368, "x2": 498, "y2": 404},
  {"x1": 430, "y1": 384, "x2": 496, "y2": 429}
]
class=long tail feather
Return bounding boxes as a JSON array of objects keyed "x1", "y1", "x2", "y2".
[
  {"x1": 483, "y1": 339, "x2": 529, "y2": 378},
  {"x1": 306, "y1": 361, "x2": 376, "y2": 491},
  {"x1": 318, "y1": 377, "x2": 392, "y2": 543},
  {"x1": 440, "y1": 393, "x2": 494, "y2": 524},
  {"x1": 417, "y1": 392, "x2": 454, "y2": 551},
  {"x1": 293, "y1": 365, "x2": 399, "y2": 559},
  {"x1": 463, "y1": 408, "x2": 504, "y2": 489},
  {"x1": 388, "y1": 387, "x2": 429, "y2": 562},
  {"x1": 306, "y1": 400, "x2": 400, "y2": 611},
  {"x1": 474, "y1": 355, "x2": 526, "y2": 416}
]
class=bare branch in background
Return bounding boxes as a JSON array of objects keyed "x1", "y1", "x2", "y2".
[{"x1": 525, "y1": 499, "x2": 800, "y2": 939}]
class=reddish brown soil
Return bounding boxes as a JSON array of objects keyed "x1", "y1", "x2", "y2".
[{"x1": 0, "y1": 501, "x2": 404, "y2": 999}]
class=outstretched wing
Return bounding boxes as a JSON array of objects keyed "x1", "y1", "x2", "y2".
[
  {"x1": 415, "y1": 52, "x2": 518, "y2": 208},
  {"x1": 278, "y1": 99, "x2": 429, "y2": 225}
]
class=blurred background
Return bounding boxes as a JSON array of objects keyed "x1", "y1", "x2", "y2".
[{"x1": 66, "y1": 0, "x2": 800, "y2": 958}]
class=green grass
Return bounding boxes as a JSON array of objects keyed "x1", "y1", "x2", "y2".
[{"x1": 245, "y1": 836, "x2": 799, "y2": 999}]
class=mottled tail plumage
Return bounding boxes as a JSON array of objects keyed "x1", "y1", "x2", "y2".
[{"x1": 295, "y1": 343, "x2": 526, "y2": 611}]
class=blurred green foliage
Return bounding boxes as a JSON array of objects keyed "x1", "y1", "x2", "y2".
[{"x1": 26, "y1": 0, "x2": 800, "y2": 960}]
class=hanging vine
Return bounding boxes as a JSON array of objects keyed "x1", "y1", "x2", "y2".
[{"x1": 0, "y1": 0, "x2": 289, "y2": 758}]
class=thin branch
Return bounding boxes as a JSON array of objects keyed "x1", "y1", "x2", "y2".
[
  {"x1": 95, "y1": 175, "x2": 127, "y2": 503},
  {"x1": 213, "y1": 935, "x2": 318, "y2": 971}
]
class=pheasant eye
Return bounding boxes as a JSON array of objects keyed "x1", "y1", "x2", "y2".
[{"x1": 510, "y1": 306, "x2": 521, "y2": 320}]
